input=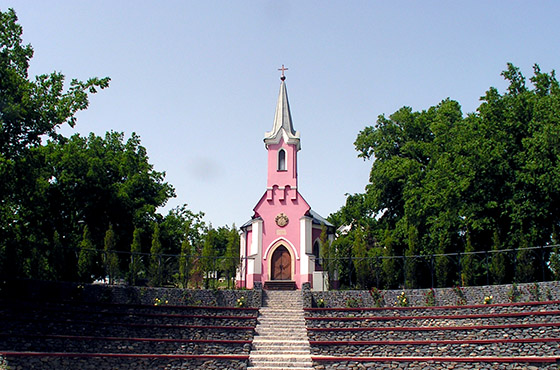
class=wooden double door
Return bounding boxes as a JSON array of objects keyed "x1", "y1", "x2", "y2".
[{"x1": 271, "y1": 246, "x2": 291, "y2": 280}]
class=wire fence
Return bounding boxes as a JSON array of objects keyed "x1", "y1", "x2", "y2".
[
  {"x1": 66, "y1": 244, "x2": 560, "y2": 290},
  {"x1": 317, "y1": 244, "x2": 560, "y2": 290},
  {"x1": 73, "y1": 247, "x2": 252, "y2": 289}
]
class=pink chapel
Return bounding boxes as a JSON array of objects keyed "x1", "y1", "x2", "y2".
[{"x1": 237, "y1": 69, "x2": 335, "y2": 291}]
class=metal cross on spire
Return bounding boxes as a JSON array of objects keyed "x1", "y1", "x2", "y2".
[{"x1": 278, "y1": 64, "x2": 288, "y2": 81}]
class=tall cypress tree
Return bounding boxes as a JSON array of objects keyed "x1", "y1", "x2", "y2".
[
  {"x1": 150, "y1": 224, "x2": 163, "y2": 286},
  {"x1": 77, "y1": 225, "x2": 95, "y2": 282},
  {"x1": 128, "y1": 228, "x2": 143, "y2": 285},
  {"x1": 103, "y1": 224, "x2": 119, "y2": 284}
]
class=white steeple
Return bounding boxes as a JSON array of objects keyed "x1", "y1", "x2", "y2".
[{"x1": 264, "y1": 71, "x2": 301, "y2": 151}]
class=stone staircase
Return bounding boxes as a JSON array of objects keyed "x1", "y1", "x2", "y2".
[{"x1": 249, "y1": 290, "x2": 313, "y2": 370}]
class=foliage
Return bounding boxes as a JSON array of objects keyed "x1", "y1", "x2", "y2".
[
  {"x1": 461, "y1": 231, "x2": 478, "y2": 286},
  {"x1": 453, "y1": 285, "x2": 466, "y2": 306},
  {"x1": 235, "y1": 295, "x2": 246, "y2": 308},
  {"x1": 352, "y1": 228, "x2": 369, "y2": 288},
  {"x1": 223, "y1": 226, "x2": 240, "y2": 288},
  {"x1": 103, "y1": 224, "x2": 119, "y2": 284},
  {"x1": 178, "y1": 237, "x2": 191, "y2": 288},
  {"x1": 490, "y1": 229, "x2": 507, "y2": 284},
  {"x1": 153, "y1": 297, "x2": 168, "y2": 306},
  {"x1": 320, "y1": 225, "x2": 335, "y2": 289},
  {"x1": 424, "y1": 288, "x2": 436, "y2": 306},
  {"x1": 0, "y1": 9, "x2": 184, "y2": 282},
  {"x1": 526, "y1": 282, "x2": 541, "y2": 301},
  {"x1": 128, "y1": 228, "x2": 143, "y2": 285},
  {"x1": 507, "y1": 283, "x2": 522, "y2": 303},
  {"x1": 396, "y1": 291, "x2": 409, "y2": 307},
  {"x1": 77, "y1": 225, "x2": 96, "y2": 282},
  {"x1": 515, "y1": 236, "x2": 536, "y2": 283},
  {"x1": 330, "y1": 63, "x2": 560, "y2": 288},
  {"x1": 149, "y1": 224, "x2": 164, "y2": 286},
  {"x1": 345, "y1": 296, "x2": 363, "y2": 308},
  {"x1": 369, "y1": 287, "x2": 385, "y2": 307},
  {"x1": 483, "y1": 295, "x2": 493, "y2": 304},
  {"x1": 0, "y1": 8, "x2": 110, "y2": 159}
]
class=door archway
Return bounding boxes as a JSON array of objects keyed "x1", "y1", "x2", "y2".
[{"x1": 271, "y1": 245, "x2": 291, "y2": 280}]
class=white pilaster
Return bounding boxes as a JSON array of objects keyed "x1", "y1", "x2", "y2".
[
  {"x1": 249, "y1": 218, "x2": 263, "y2": 274},
  {"x1": 299, "y1": 216, "x2": 312, "y2": 275}
]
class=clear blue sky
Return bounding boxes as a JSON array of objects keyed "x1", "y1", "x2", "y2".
[{"x1": 5, "y1": 1, "x2": 560, "y2": 227}]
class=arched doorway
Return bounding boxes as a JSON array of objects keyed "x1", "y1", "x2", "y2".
[{"x1": 271, "y1": 245, "x2": 291, "y2": 280}]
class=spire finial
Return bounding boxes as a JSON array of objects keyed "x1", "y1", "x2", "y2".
[{"x1": 278, "y1": 64, "x2": 288, "y2": 81}]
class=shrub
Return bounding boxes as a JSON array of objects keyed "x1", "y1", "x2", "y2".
[
  {"x1": 507, "y1": 283, "x2": 522, "y2": 303},
  {"x1": 396, "y1": 291, "x2": 409, "y2": 307},
  {"x1": 526, "y1": 283, "x2": 541, "y2": 301},
  {"x1": 236, "y1": 296, "x2": 246, "y2": 308},
  {"x1": 346, "y1": 296, "x2": 363, "y2": 308},
  {"x1": 453, "y1": 286, "x2": 466, "y2": 305},
  {"x1": 424, "y1": 288, "x2": 436, "y2": 306},
  {"x1": 369, "y1": 287, "x2": 385, "y2": 307}
]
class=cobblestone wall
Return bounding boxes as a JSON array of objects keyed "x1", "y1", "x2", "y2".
[
  {"x1": 0, "y1": 279, "x2": 262, "y2": 308},
  {"x1": 0, "y1": 355, "x2": 248, "y2": 370},
  {"x1": 307, "y1": 281, "x2": 560, "y2": 308},
  {"x1": 313, "y1": 360, "x2": 557, "y2": 370}
]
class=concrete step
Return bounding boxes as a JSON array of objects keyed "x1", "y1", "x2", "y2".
[
  {"x1": 249, "y1": 291, "x2": 313, "y2": 370},
  {"x1": 249, "y1": 367, "x2": 313, "y2": 370}
]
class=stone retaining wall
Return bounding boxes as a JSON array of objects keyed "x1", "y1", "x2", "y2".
[
  {"x1": 307, "y1": 325, "x2": 560, "y2": 342},
  {"x1": 0, "y1": 355, "x2": 248, "y2": 370},
  {"x1": 0, "y1": 279, "x2": 262, "y2": 308},
  {"x1": 311, "y1": 341, "x2": 560, "y2": 357},
  {"x1": 312, "y1": 360, "x2": 558, "y2": 370},
  {"x1": 1, "y1": 336, "x2": 251, "y2": 355},
  {"x1": 306, "y1": 281, "x2": 560, "y2": 308}
]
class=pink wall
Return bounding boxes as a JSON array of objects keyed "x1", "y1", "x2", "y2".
[
  {"x1": 266, "y1": 139, "x2": 298, "y2": 189},
  {"x1": 254, "y1": 188, "x2": 310, "y2": 286}
]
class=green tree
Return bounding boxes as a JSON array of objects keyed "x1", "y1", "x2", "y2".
[
  {"x1": 352, "y1": 228, "x2": 368, "y2": 289},
  {"x1": 223, "y1": 226, "x2": 240, "y2": 288},
  {"x1": 332, "y1": 63, "x2": 560, "y2": 287},
  {"x1": 0, "y1": 8, "x2": 109, "y2": 278},
  {"x1": 515, "y1": 235, "x2": 536, "y2": 283},
  {"x1": 381, "y1": 231, "x2": 399, "y2": 289},
  {"x1": 178, "y1": 237, "x2": 192, "y2": 288},
  {"x1": 128, "y1": 228, "x2": 143, "y2": 285},
  {"x1": 319, "y1": 225, "x2": 335, "y2": 289},
  {"x1": 77, "y1": 225, "x2": 95, "y2": 282},
  {"x1": 103, "y1": 224, "x2": 119, "y2": 284},
  {"x1": 490, "y1": 229, "x2": 507, "y2": 284},
  {"x1": 149, "y1": 224, "x2": 164, "y2": 286},
  {"x1": 51, "y1": 231, "x2": 66, "y2": 280},
  {"x1": 434, "y1": 238, "x2": 450, "y2": 288},
  {"x1": 201, "y1": 227, "x2": 217, "y2": 289},
  {"x1": 404, "y1": 225, "x2": 419, "y2": 289},
  {"x1": 461, "y1": 231, "x2": 477, "y2": 286}
]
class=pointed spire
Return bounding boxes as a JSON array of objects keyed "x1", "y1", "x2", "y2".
[{"x1": 264, "y1": 69, "x2": 300, "y2": 150}]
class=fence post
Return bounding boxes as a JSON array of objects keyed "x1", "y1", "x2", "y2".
[
  {"x1": 485, "y1": 251, "x2": 489, "y2": 286},
  {"x1": 541, "y1": 245, "x2": 546, "y2": 282},
  {"x1": 402, "y1": 255, "x2": 407, "y2": 288},
  {"x1": 430, "y1": 255, "x2": 434, "y2": 288}
]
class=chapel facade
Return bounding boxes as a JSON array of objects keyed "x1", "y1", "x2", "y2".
[{"x1": 237, "y1": 71, "x2": 335, "y2": 291}]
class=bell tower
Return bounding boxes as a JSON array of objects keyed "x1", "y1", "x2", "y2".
[{"x1": 263, "y1": 65, "x2": 300, "y2": 202}]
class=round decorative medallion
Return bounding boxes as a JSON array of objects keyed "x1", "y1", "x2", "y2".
[{"x1": 275, "y1": 213, "x2": 289, "y2": 227}]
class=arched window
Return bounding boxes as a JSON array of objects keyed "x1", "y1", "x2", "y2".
[{"x1": 278, "y1": 149, "x2": 286, "y2": 171}]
